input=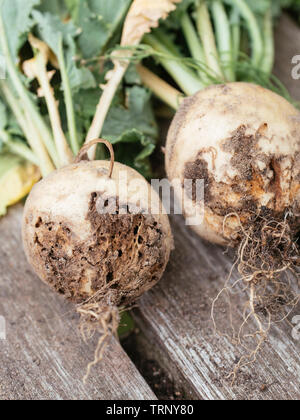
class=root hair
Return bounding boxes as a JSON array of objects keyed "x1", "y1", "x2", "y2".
[
  {"x1": 213, "y1": 208, "x2": 299, "y2": 384},
  {"x1": 77, "y1": 302, "x2": 120, "y2": 384}
]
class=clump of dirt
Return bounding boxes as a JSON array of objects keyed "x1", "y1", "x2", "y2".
[
  {"x1": 184, "y1": 155, "x2": 212, "y2": 203},
  {"x1": 32, "y1": 192, "x2": 169, "y2": 308},
  {"x1": 222, "y1": 125, "x2": 258, "y2": 181}
]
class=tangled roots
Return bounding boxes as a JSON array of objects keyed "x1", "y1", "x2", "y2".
[
  {"x1": 213, "y1": 209, "x2": 299, "y2": 384},
  {"x1": 77, "y1": 302, "x2": 120, "y2": 384}
]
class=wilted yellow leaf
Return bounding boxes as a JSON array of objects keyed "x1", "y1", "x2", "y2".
[
  {"x1": 121, "y1": 0, "x2": 182, "y2": 46},
  {"x1": 0, "y1": 156, "x2": 41, "y2": 216}
]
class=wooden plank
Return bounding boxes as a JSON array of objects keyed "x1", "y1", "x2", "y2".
[
  {"x1": 132, "y1": 16, "x2": 300, "y2": 401},
  {"x1": 0, "y1": 206, "x2": 156, "y2": 400},
  {"x1": 134, "y1": 215, "x2": 300, "y2": 400},
  {"x1": 274, "y1": 14, "x2": 300, "y2": 101}
]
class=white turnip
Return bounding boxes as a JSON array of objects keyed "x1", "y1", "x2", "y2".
[
  {"x1": 166, "y1": 82, "x2": 300, "y2": 376},
  {"x1": 166, "y1": 82, "x2": 300, "y2": 246},
  {"x1": 22, "y1": 139, "x2": 173, "y2": 380}
]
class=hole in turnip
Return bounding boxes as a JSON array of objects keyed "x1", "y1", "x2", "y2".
[
  {"x1": 35, "y1": 218, "x2": 42, "y2": 228},
  {"x1": 106, "y1": 272, "x2": 114, "y2": 283}
]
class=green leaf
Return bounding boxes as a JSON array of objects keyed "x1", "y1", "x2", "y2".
[
  {"x1": 0, "y1": 0, "x2": 41, "y2": 60},
  {"x1": 32, "y1": 9, "x2": 77, "y2": 53},
  {"x1": 32, "y1": 10, "x2": 96, "y2": 93},
  {"x1": 102, "y1": 86, "x2": 158, "y2": 142},
  {"x1": 102, "y1": 86, "x2": 158, "y2": 178},
  {"x1": 74, "y1": 84, "x2": 158, "y2": 178},
  {"x1": 37, "y1": 0, "x2": 68, "y2": 18},
  {"x1": 74, "y1": 0, "x2": 131, "y2": 58}
]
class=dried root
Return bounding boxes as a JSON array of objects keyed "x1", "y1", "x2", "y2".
[
  {"x1": 77, "y1": 301, "x2": 120, "y2": 384},
  {"x1": 213, "y1": 208, "x2": 300, "y2": 384}
]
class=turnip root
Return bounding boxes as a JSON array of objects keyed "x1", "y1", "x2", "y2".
[
  {"x1": 22, "y1": 139, "x2": 173, "y2": 381},
  {"x1": 166, "y1": 82, "x2": 300, "y2": 246},
  {"x1": 166, "y1": 82, "x2": 300, "y2": 377}
]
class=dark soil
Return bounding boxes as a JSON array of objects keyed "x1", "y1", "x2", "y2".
[{"x1": 122, "y1": 330, "x2": 184, "y2": 400}]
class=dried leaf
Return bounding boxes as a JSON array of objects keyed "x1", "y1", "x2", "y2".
[{"x1": 121, "y1": 0, "x2": 182, "y2": 46}]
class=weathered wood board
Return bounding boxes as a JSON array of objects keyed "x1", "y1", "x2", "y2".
[
  {"x1": 0, "y1": 206, "x2": 156, "y2": 400},
  {"x1": 133, "y1": 14, "x2": 300, "y2": 401}
]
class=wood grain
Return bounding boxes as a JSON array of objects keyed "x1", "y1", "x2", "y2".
[{"x1": 0, "y1": 206, "x2": 156, "y2": 400}]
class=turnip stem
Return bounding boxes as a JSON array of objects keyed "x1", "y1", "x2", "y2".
[
  {"x1": 181, "y1": 13, "x2": 208, "y2": 81},
  {"x1": 154, "y1": 28, "x2": 182, "y2": 58},
  {"x1": 0, "y1": 130, "x2": 39, "y2": 165},
  {"x1": 136, "y1": 64, "x2": 183, "y2": 111},
  {"x1": 261, "y1": 6, "x2": 274, "y2": 74},
  {"x1": 211, "y1": 0, "x2": 235, "y2": 82},
  {"x1": 34, "y1": 51, "x2": 73, "y2": 167},
  {"x1": 230, "y1": 7, "x2": 241, "y2": 64},
  {"x1": 0, "y1": 82, "x2": 54, "y2": 176},
  {"x1": 25, "y1": 109, "x2": 55, "y2": 177},
  {"x1": 57, "y1": 35, "x2": 80, "y2": 155},
  {"x1": 85, "y1": 60, "x2": 127, "y2": 159},
  {"x1": 195, "y1": 0, "x2": 224, "y2": 81},
  {"x1": 143, "y1": 33, "x2": 204, "y2": 96},
  {"x1": 0, "y1": 11, "x2": 59, "y2": 167},
  {"x1": 227, "y1": 0, "x2": 264, "y2": 68}
]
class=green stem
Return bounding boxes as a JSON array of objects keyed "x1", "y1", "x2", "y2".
[
  {"x1": 0, "y1": 10, "x2": 59, "y2": 167},
  {"x1": 136, "y1": 64, "x2": 183, "y2": 111},
  {"x1": 0, "y1": 82, "x2": 55, "y2": 176},
  {"x1": 34, "y1": 51, "x2": 73, "y2": 166},
  {"x1": 57, "y1": 35, "x2": 79, "y2": 155},
  {"x1": 211, "y1": 0, "x2": 235, "y2": 82},
  {"x1": 0, "y1": 130, "x2": 39, "y2": 165},
  {"x1": 231, "y1": 7, "x2": 241, "y2": 64},
  {"x1": 261, "y1": 6, "x2": 274, "y2": 74},
  {"x1": 227, "y1": 0, "x2": 264, "y2": 68},
  {"x1": 195, "y1": 0, "x2": 224, "y2": 81},
  {"x1": 154, "y1": 28, "x2": 182, "y2": 57},
  {"x1": 181, "y1": 13, "x2": 208, "y2": 81},
  {"x1": 143, "y1": 33, "x2": 204, "y2": 96}
]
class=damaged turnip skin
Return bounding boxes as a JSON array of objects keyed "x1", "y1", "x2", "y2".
[
  {"x1": 22, "y1": 160, "x2": 173, "y2": 308},
  {"x1": 166, "y1": 82, "x2": 300, "y2": 246}
]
